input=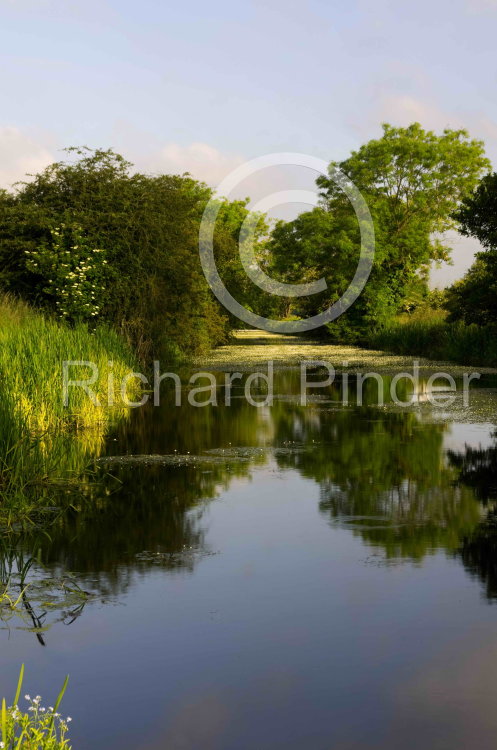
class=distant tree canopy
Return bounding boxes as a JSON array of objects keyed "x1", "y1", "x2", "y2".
[
  {"x1": 0, "y1": 148, "x2": 267, "y2": 360},
  {"x1": 268, "y1": 123, "x2": 490, "y2": 339},
  {"x1": 447, "y1": 173, "x2": 497, "y2": 326},
  {"x1": 0, "y1": 127, "x2": 493, "y2": 357}
]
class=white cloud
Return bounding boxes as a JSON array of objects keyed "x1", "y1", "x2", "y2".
[
  {"x1": 377, "y1": 95, "x2": 460, "y2": 131},
  {"x1": 375, "y1": 94, "x2": 497, "y2": 163},
  {"x1": 146, "y1": 142, "x2": 245, "y2": 188},
  {"x1": 0, "y1": 127, "x2": 53, "y2": 190}
]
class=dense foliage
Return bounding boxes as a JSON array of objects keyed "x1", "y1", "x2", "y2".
[
  {"x1": 0, "y1": 149, "x2": 267, "y2": 361},
  {"x1": 269, "y1": 124, "x2": 489, "y2": 339},
  {"x1": 0, "y1": 126, "x2": 494, "y2": 364},
  {"x1": 447, "y1": 172, "x2": 497, "y2": 326}
]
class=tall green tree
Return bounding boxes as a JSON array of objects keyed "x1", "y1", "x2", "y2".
[{"x1": 269, "y1": 123, "x2": 489, "y2": 338}]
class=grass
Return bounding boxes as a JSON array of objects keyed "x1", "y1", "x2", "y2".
[
  {"x1": 0, "y1": 295, "x2": 138, "y2": 526},
  {"x1": 1, "y1": 666, "x2": 72, "y2": 749},
  {"x1": 369, "y1": 312, "x2": 497, "y2": 369},
  {"x1": 0, "y1": 295, "x2": 137, "y2": 431}
]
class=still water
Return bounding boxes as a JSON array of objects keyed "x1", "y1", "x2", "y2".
[{"x1": 2, "y1": 367, "x2": 497, "y2": 749}]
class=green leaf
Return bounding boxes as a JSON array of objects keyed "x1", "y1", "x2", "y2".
[{"x1": 13, "y1": 664, "x2": 24, "y2": 708}]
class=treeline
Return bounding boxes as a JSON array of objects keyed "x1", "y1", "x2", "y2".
[
  {"x1": 1, "y1": 124, "x2": 497, "y2": 366},
  {"x1": 370, "y1": 162, "x2": 497, "y2": 366},
  {"x1": 266, "y1": 123, "x2": 496, "y2": 366},
  {"x1": 267, "y1": 124, "x2": 491, "y2": 343},
  {"x1": 0, "y1": 148, "x2": 269, "y2": 362}
]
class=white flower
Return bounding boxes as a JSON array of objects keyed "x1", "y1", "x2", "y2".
[
  {"x1": 67, "y1": 717, "x2": 72, "y2": 722},
  {"x1": 24, "y1": 694, "x2": 30, "y2": 701}
]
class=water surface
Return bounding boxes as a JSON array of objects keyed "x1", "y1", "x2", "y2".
[{"x1": 2, "y1": 365, "x2": 497, "y2": 750}]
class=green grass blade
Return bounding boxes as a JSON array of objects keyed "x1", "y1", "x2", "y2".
[
  {"x1": 49, "y1": 674, "x2": 70, "y2": 734},
  {"x1": 13, "y1": 664, "x2": 24, "y2": 707},
  {"x1": 1, "y1": 697, "x2": 7, "y2": 743},
  {"x1": 53, "y1": 675, "x2": 69, "y2": 713}
]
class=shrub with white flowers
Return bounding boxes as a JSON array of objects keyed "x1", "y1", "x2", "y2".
[
  {"x1": 1, "y1": 666, "x2": 72, "y2": 749},
  {"x1": 25, "y1": 223, "x2": 108, "y2": 324}
]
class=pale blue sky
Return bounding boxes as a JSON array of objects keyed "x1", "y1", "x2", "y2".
[{"x1": 1, "y1": 0, "x2": 496, "y2": 284}]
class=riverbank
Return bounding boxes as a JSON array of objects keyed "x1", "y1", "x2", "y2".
[
  {"x1": 369, "y1": 317, "x2": 497, "y2": 369},
  {"x1": 0, "y1": 295, "x2": 138, "y2": 525}
]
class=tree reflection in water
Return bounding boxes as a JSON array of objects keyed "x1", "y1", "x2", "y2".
[
  {"x1": 448, "y1": 438, "x2": 497, "y2": 599},
  {"x1": 5, "y1": 369, "x2": 497, "y2": 642}
]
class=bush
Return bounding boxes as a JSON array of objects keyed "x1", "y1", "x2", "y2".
[{"x1": 0, "y1": 149, "x2": 262, "y2": 361}]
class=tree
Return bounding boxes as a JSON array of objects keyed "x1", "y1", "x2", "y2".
[
  {"x1": 211, "y1": 197, "x2": 276, "y2": 324},
  {"x1": 445, "y1": 255, "x2": 497, "y2": 326},
  {"x1": 448, "y1": 172, "x2": 497, "y2": 326},
  {"x1": 455, "y1": 172, "x2": 497, "y2": 250},
  {"x1": 269, "y1": 123, "x2": 490, "y2": 338},
  {"x1": 0, "y1": 149, "x2": 265, "y2": 359}
]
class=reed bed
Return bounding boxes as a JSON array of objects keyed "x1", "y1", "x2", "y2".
[
  {"x1": 370, "y1": 316, "x2": 497, "y2": 369},
  {"x1": 0, "y1": 295, "x2": 137, "y2": 520}
]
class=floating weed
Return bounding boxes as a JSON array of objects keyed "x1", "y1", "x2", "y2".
[
  {"x1": 194, "y1": 329, "x2": 497, "y2": 374},
  {"x1": 0, "y1": 540, "x2": 95, "y2": 643}
]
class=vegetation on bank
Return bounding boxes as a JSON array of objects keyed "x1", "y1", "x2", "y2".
[
  {"x1": 0, "y1": 295, "x2": 137, "y2": 431},
  {"x1": 1, "y1": 666, "x2": 72, "y2": 749},
  {"x1": 268, "y1": 123, "x2": 490, "y2": 340},
  {"x1": 369, "y1": 313, "x2": 497, "y2": 368},
  {"x1": 0, "y1": 148, "x2": 270, "y2": 362},
  {"x1": 365, "y1": 167, "x2": 497, "y2": 367},
  {"x1": 0, "y1": 123, "x2": 496, "y2": 369},
  {"x1": 264, "y1": 123, "x2": 497, "y2": 367},
  {"x1": 0, "y1": 295, "x2": 137, "y2": 520}
]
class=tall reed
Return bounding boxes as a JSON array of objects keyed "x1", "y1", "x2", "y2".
[
  {"x1": 0, "y1": 295, "x2": 138, "y2": 513},
  {"x1": 370, "y1": 315, "x2": 497, "y2": 368}
]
